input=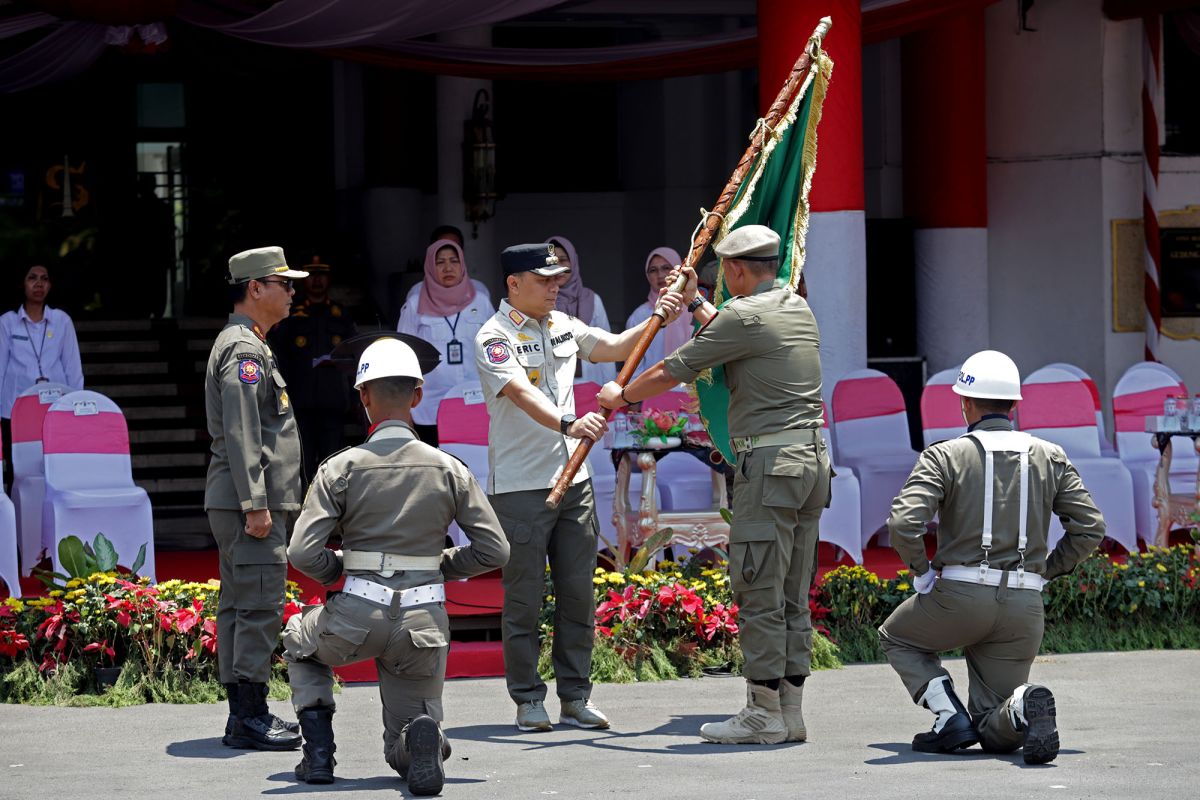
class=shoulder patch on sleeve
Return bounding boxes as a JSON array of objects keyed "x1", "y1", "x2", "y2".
[
  {"x1": 482, "y1": 336, "x2": 512, "y2": 365},
  {"x1": 238, "y1": 358, "x2": 262, "y2": 384}
]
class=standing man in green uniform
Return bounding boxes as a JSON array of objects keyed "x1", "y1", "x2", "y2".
[
  {"x1": 205, "y1": 246, "x2": 309, "y2": 751},
  {"x1": 879, "y1": 350, "x2": 1105, "y2": 763},
  {"x1": 269, "y1": 255, "x2": 358, "y2": 484},
  {"x1": 475, "y1": 243, "x2": 684, "y2": 733},
  {"x1": 284, "y1": 337, "x2": 509, "y2": 795},
  {"x1": 598, "y1": 225, "x2": 828, "y2": 745}
]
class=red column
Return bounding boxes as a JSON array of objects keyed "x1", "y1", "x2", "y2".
[
  {"x1": 902, "y1": 8, "x2": 989, "y2": 372},
  {"x1": 757, "y1": 0, "x2": 867, "y2": 391},
  {"x1": 758, "y1": 0, "x2": 863, "y2": 213}
]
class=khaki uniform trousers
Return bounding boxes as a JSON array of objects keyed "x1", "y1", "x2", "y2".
[
  {"x1": 878, "y1": 576, "x2": 1045, "y2": 752},
  {"x1": 209, "y1": 510, "x2": 294, "y2": 684},
  {"x1": 730, "y1": 441, "x2": 830, "y2": 681},
  {"x1": 488, "y1": 480, "x2": 597, "y2": 705},
  {"x1": 283, "y1": 591, "x2": 450, "y2": 767}
]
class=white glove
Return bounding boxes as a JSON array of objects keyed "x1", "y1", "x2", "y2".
[{"x1": 913, "y1": 566, "x2": 938, "y2": 594}]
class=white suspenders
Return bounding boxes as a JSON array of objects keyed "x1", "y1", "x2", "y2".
[{"x1": 966, "y1": 430, "x2": 1034, "y2": 588}]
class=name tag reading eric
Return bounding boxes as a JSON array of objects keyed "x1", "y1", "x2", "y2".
[{"x1": 73, "y1": 400, "x2": 99, "y2": 416}]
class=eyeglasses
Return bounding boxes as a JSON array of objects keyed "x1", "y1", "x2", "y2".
[
  {"x1": 259, "y1": 278, "x2": 293, "y2": 290},
  {"x1": 645, "y1": 265, "x2": 673, "y2": 276}
]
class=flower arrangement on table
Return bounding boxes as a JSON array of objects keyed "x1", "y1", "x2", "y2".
[{"x1": 632, "y1": 410, "x2": 690, "y2": 449}]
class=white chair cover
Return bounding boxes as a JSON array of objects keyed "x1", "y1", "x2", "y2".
[
  {"x1": 438, "y1": 381, "x2": 492, "y2": 548},
  {"x1": 1019, "y1": 367, "x2": 1137, "y2": 552},
  {"x1": 1042, "y1": 362, "x2": 1116, "y2": 455},
  {"x1": 10, "y1": 382, "x2": 70, "y2": 575},
  {"x1": 819, "y1": 405, "x2": 862, "y2": 564},
  {"x1": 0, "y1": 418, "x2": 18, "y2": 595},
  {"x1": 1112, "y1": 363, "x2": 1199, "y2": 543},
  {"x1": 831, "y1": 369, "x2": 919, "y2": 548},
  {"x1": 42, "y1": 390, "x2": 155, "y2": 581},
  {"x1": 637, "y1": 388, "x2": 713, "y2": 511},
  {"x1": 920, "y1": 367, "x2": 966, "y2": 448}
]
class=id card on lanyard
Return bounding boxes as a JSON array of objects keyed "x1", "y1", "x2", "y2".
[{"x1": 445, "y1": 311, "x2": 463, "y2": 365}]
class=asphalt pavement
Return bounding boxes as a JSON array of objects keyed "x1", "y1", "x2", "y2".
[{"x1": 1, "y1": 650, "x2": 1197, "y2": 799}]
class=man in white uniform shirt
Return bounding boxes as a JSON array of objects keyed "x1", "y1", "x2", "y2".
[{"x1": 475, "y1": 243, "x2": 684, "y2": 732}]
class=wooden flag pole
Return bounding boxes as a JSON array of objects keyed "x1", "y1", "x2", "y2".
[{"x1": 545, "y1": 16, "x2": 833, "y2": 510}]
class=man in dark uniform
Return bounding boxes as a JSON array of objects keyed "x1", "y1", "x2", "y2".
[
  {"x1": 599, "y1": 225, "x2": 828, "y2": 745},
  {"x1": 270, "y1": 255, "x2": 358, "y2": 483},
  {"x1": 205, "y1": 245, "x2": 309, "y2": 751}
]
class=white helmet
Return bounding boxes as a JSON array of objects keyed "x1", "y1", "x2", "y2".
[
  {"x1": 354, "y1": 338, "x2": 424, "y2": 390},
  {"x1": 953, "y1": 350, "x2": 1022, "y2": 400}
]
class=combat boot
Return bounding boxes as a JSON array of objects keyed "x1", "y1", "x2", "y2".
[
  {"x1": 261, "y1": 683, "x2": 300, "y2": 734},
  {"x1": 912, "y1": 676, "x2": 978, "y2": 753},
  {"x1": 402, "y1": 715, "x2": 446, "y2": 796},
  {"x1": 1008, "y1": 684, "x2": 1059, "y2": 765},
  {"x1": 226, "y1": 682, "x2": 302, "y2": 751},
  {"x1": 222, "y1": 683, "x2": 238, "y2": 746},
  {"x1": 699, "y1": 682, "x2": 788, "y2": 745},
  {"x1": 778, "y1": 680, "x2": 806, "y2": 742},
  {"x1": 294, "y1": 706, "x2": 337, "y2": 784}
]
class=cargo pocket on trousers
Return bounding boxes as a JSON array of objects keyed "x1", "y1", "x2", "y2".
[
  {"x1": 761, "y1": 449, "x2": 812, "y2": 509},
  {"x1": 284, "y1": 604, "x2": 324, "y2": 660},
  {"x1": 389, "y1": 625, "x2": 449, "y2": 678},
  {"x1": 231, "y1": 562, "x2": 288, "y2": 611},
  {"x1": 318, "y1": 613, "x2": 372, "y2": 664},
  {"x1": 729, "y1": 522, "x2": 778, "y2": 592}
]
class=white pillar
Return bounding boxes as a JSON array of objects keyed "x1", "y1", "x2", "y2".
[
  {"x1": 436, "y1": 26, "x2": 497, "y2": 291},
  {"x1": 914, "y1": 227, "x2": 989, "y2": 372},
  {"x1": 806, "y1": 211, "x2": 869, "y2": 400}
]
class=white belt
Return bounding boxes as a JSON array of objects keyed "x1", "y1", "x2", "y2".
[
  {"x1": 941, "y1": 565, "x2": 1046, "y2": 592},
  {"x1": 342, "y1": 575, "x2": 446, "y2": 608},
  {"x1": 342, "y1": 550, "x2": 441, "y2": 574}
]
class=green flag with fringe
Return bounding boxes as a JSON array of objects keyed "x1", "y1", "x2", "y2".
[{"x1": 695, "y1": 49, "x2": 833, "y2": 464}]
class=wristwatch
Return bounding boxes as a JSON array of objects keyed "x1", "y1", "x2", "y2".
[
  {"x1": 687, "y1": 297, "x2": 705, "y2": 313},
  {"x1": 560, "y1": 414, "x2": 578, "y2": 435}
]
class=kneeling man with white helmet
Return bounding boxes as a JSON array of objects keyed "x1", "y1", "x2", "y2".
[
  {"x1": 878, "y1": 350, "x2": 1105, "y2": 763},
  {"x1": 283, "y1": 337, "x2": 509, "y2": 794}
]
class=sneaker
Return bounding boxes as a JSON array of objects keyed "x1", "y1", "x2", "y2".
[
  {"x1": 559, "y1": 699, "x2": 610, "y2": 729},
  {"x1": 515, "y1": 700, "x2": 553, "y2": 732},
  {"x1": 1019, "y1": 686, "x2": 1059, "y2": 765},
  {"x1": 699, "y1": 683, "x2": 787, "y2": 745}
]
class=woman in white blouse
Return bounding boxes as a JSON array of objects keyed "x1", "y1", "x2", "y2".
[
  {"x1": 545, "y1": 235, "x2": 616, "y2": 386},
  {"x1": 396, "y1": 239, "x2": 494, "y2": 446},
  {"x1": 624, "y1": 246, "x2": 693, "y2": 382},
  {"x1": 0, "y1": 263, "x2": 84, "y2": 467}
]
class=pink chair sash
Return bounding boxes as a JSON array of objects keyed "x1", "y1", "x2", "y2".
[
  {"x1": 42, "y1": 411, "x2": 130, "y2": 455},
  {"x1": 11, "y1": 394, "x2": 53, "y2": 444},
  {"x1": 920, "y1": 385, "x2": 962, "y2": 429},
  {"x1": 833, "y1": 376, "x2": 906, "y2": 423},
  {"x1": 572, "y1": 382, "x2": 602, "y2": 418},
  {"x1": 1018, "y1": 382, "x2": 1095, "y2": 429},
  {"x1": 436, "y1": 400, "x2": 490, "y2": 446},
  {"x1": 1113, "y1": 385, "x2": 1186, "y2": 432}
]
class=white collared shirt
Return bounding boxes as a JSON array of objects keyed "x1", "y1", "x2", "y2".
[
  {"x1": 0, "y1": 305, "x2": 84, "y2": 418},
  {"x1": 474, "y1": 299, "x2": 604, "y2": 494},
  {"x1": 397, "y1": 285, "x2": 495, "y2": 425}
]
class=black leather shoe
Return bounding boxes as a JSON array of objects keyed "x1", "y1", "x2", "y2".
[
  {"x1": 912, "y1": 711, "x2": 979, "y2": 753},
  {"x1": 404, "y1": 715, "x2": 446, "y2": 797},
  {"x1": 1021, "y1": 686, "x2": 1059, "y2": 765},
  {"x1": 225, "y1": 683, "x2": 302, "y2": 751},
  {"x1": 294, "y1": 707, "x2": 337, "y2": 784}
]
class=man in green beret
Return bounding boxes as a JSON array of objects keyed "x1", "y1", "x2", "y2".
[{"x1": 205, "y1": 245, "x2": 308, "y2": 751}]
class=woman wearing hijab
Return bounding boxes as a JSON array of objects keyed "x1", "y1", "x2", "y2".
[
  {"x1": 624, "y1": 247, "x2": 692, "y2": 383},
  {"x1": 545, "y1": 235, "x2": 616, "y2": 385},
  {"x1": 0, "y1": 263, "x2": 84, "y2": 473},
  {"x1": 397, "y1": 239, "x2": 495, "y2": 446}
]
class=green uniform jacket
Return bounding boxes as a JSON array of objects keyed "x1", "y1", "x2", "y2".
[
  {"x1": 288, "y1": 420, "x2": 509, "y2": 588},
  {"x1": 888, "y1": 417, "x2": 1106, "y2": 579},
  {"x1": 663, "y1": 281, "x2": 824, "y2": 436},
  {"x1": 204, "y1": 313, "x2": 303, "y2": 512},
  {"x1": 269, "y1": 297, "x2": 358, "y2": 412}
]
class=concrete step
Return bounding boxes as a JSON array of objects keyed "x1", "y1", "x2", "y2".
[
  {"x1": 75, "y1": 319, "x2": 156, "y2": 333},
  {"x1": 130, "y1": 428, "x2": 204, "y2": 444},
  {"x1": 133, "y1": 452, "x2": 207, "y2": 469},
  {"x1": 178, "y1": 317, "x2": 226, "y2": 331},
  {"x1": 85, "y1": 361, "x2": 169, "y2": 376},
  {"x1": 79, "y1": 340, "x2": 161, "y2": 355},
  {"x1": 136, "y1": 477, "x2": 207, "y2": 494},
  {"x1": 90, "y1": 383, "x2": 180, "y2": 398},
  {"x1": 123, "y1": 405, "x2": 187, "y2": 421}
]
